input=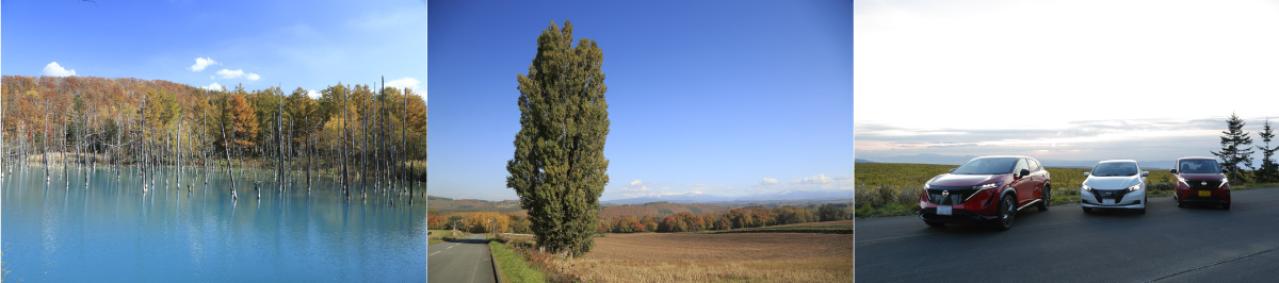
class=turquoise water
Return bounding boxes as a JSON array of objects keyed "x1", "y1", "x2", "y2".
[{"x1": 2, "y1": 166, "x2": 426, "y2": 282}]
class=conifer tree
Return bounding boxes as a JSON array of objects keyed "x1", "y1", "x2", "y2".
[
  {"x1": 1256, "y1": 119, "x2": 1278, "y2": 183},
  {"x1": 1212, "y1": 113, "x2": 1254, "y2": 183}
]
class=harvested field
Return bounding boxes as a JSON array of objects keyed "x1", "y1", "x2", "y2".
[
  {"x1": 542, "y1": 232, "x2": 852, "y2": 282},
  {"x1": 719, "y1": 220, "x2": 853, "y2": 234}
]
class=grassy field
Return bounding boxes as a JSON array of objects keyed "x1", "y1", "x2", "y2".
[
  {"x1": 490, "y1": 241, "x2": 549, "y2": 283},
  {"x1": 522, "y1": 233, "x2": 851, "y2": 282},
  {"x1": 717, "y1": 220, "x2": 852, "y2": 234},
  {"x1": 428, "y1": 229, "x2": 460, "y2": 245}
]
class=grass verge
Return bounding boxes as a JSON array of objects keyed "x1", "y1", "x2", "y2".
[{"x1": 490, "y1": 241, "x2": 548, "y2": 283}]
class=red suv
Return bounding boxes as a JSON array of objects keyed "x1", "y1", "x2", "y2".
[
  {"x1": 1171, "y1": 157, "x2": 1231, "y2": 209},
  {"x1": 919, "y1": 156, "x2": 1052, "y2": 230}
]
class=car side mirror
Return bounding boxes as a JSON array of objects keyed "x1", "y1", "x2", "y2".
[
  {"x1": 1082, "y1": 171, "x2": 1090, "y2": 176},
  {"x1": 1019, "y1": 169, "x2": 1031, "y2": 178},
  {"x1": 1222, "y1": 169, "x2": 1229, "y2": 174},
  {"x1": 1141, "y1": 171, "x2": 1149, "y2": 177},
  {"x1": 1169, "y1": 169, "x2": 1177, "y2": 174}
]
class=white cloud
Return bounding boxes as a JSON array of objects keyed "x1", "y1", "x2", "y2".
[
  {"x1": 201, "y1": 82, "x2": 225, "y2": 91},
  {"x1": 855, "y1": 0, "x2": 1279, "y2": 131},
  {"x1": 189, "y1": 57, "x2": 218, "y2": 72},
  {"x1": 216, "y1": 68, "x2": 260, "y2": 81},
  {"x1": 306, "y1": 89, "x2": 321, "y2": 99},
  {"x1": 761, "y1": 177, "x2": 780, "y2": 185},
  {"x1": 385, "y1": 77, "x2": 422, "y2": 93},
  {"x1": 796, "y1": 174, "x2": 833, "y2": 186},
  {"x1": 42, "y1": 62, "x2": 76, "y2": 77},
  {"x1": 216, "y1": 69, "x2": 244, "y2": 78}
]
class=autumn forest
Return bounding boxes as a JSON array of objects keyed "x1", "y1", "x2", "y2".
[{"x1": 1, "y1": 75, "x2": 426, "y2": 201}]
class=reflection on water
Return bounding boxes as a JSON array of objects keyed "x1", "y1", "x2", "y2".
[{"x1": 2, "y1": 166, "x2": 426, "y2": 282}]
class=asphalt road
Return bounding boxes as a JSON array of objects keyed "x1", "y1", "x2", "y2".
[
  {"x1": 856, "y1": 188, "x2": 1279, "y2": 283},
  {"x1": 428, "y1": 234, "x2": 496, "y2": 283}
]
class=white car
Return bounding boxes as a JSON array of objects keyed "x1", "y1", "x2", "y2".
[{"x1": 1080, "y1": 160, "x2": 1148, "y2": 214}]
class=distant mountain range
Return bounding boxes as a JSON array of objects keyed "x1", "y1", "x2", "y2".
[
  {"x1": 429, "y1": 190, "x2": 852, "y2": 215},
  {"x1": 602, "y1": 190, "x2": 852, "y2": 205},
  {"x1": 428, "y1": 196, "x2": 523, "y2": 213},
  {"x1": 855, "y1": 155, "x2": 1176, "y2": 170}
]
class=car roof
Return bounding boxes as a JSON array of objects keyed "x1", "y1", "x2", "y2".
[
  {"x1": 1098, "y1": 159, "x2": 1138, "y2": 164},
  {"x1": 973, "y1": 155, "x2": 1031, "y2": 160},
  {"x1": 1177, "y1": 156, "x2": 1216, "y2": 161}
]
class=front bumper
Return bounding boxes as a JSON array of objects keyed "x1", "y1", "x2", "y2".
[
  {"x1": 1175, "y1": 186, "x2": 1231, "y2": 205},
  {"x1": 918, "y1": 207, "x2": 1001, "y2": 223},
  {"x1": 1080, "y1": 188, "x2": 1146, "y2": 209}
]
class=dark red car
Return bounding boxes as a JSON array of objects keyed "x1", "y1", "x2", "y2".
[
  {"x1": 918, "y1": 155, "x2": 1052, "y2": 230},
  {"x1": 1171, "y1": 157, "x2": 1231, "y2": 209}
]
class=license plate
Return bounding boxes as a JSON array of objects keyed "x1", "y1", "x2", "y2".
[
  {"x1": 1198, "y1": 190, "x2": 1211, "y2": 197},
  {"x1": 937, "y1": 205, "x2": 952, "y2": 215},
  {"x1": 1103, "y1": 199, "x2": 1116, "y2": 205}
]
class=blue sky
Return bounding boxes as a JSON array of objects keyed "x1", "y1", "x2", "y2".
[
  {"x1": 429, "y1": 0, "x2": 853, "y2": 201},
  {"x1": 2, "y1": 0, "x2": 426, "y2": 94}
]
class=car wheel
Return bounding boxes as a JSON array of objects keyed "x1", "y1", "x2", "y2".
[
  {"x1": 1038, "y1": 186, "x2": 1051, "y2": 212},
  {"x1": 1138, "y1": 207, "x2": 1146, "y2": 214},
  {"x1": 925, "y1": 220, "x2": 945, "y2": 228},
  {"x1": 995, "y1": 195, "x2": 1015, "y2": 231},
  {"x1": 1082, "y1": 207, "x2": 1092, "y2": 214},
  {"x1": 1177, "y1": 201, "x2": 1185, "y2": 208},
  {"x1": 1223, "y1": 203, "x2": 1231, "y2": 210}
]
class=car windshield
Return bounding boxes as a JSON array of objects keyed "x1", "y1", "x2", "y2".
[
  {"x1": 952, "y1": 158, "x2": 1018, "y2": 175},
  {"x1": 1091, "y1": 162, "x2": 1138, "y2": 177},
  {"x1": 1179, "y1": 159, "x2": 1220, "y2": 174}
]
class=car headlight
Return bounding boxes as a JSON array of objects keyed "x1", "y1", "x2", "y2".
[
  {"x1": 1177, "y1": 176, "x2": 1187, "y2": 184},
  {"x1": 1082, "y1": 184, "x2": 1092, "y2": 192},
  {"x1": 1127, "y1": 184, "x2": 1141, "y2": 192},
  {"x1": 974, "y1": 183, "x2": 998, "y2": 190},
  {"x1": 1220, "y1": 178, "x2": 1229, "y2": 188}
]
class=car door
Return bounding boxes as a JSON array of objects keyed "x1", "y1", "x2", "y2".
[
  {"x1": 1028, "y1": 158, "x2": 1047, "y2": 199},
  {"x1": 1012, "y1": 158, "x2": 1033, "y2": 205}
]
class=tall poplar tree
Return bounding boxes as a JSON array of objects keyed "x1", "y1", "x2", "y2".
[{"x1": 506, "y1": 20, "x2": 610, "y2": 257}]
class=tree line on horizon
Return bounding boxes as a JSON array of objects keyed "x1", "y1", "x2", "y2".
[
  {"x1": 0, "y1": 75, "x2": 427, "y2": 201},
  {"x1": 428, "y1": 203, "x2": 853, "y2": 234}
]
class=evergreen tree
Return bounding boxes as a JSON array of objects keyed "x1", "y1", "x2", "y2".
[
  {"x1": 506, "y1": 20, "x2": 610, "y2": 257},
  {"x1": 1256, "y1": 119, "x2": 1279, "y2": 183},
  {"x1": 1212, "y1": 113, "x2": 1254, "y2": 183}
]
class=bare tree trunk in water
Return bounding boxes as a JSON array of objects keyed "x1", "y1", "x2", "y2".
[
  {"x1": 140, "y1": 94, "x2": 148, "y2": 192},
  {"x1": 177, "y1": 120, "x2": 182, "y2": 191},
  {"x1": 44, "y1": 98, "x2": 51, "y2": 183},
  {"x1": 403, "y1": 87, "x2": 410, "y2": 199},
  {"x1": 221, "y1": 113, "x2": 236, "y2": 201},
  {"x1": 62, "y1": 121, "x2": 70, "y2": 189},
  {"x1": 276, "y1": 95, "x2": 285, "y2": 193},
  {"x1": 341, "y1": 85, "x2": 350, "y2": 200}
]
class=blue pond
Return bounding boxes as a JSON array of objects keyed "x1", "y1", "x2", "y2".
[{"x1": 2, "y1": 166, "x2": 426, "y2": 282}]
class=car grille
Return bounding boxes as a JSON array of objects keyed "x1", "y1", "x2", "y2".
[
  {"x1": 1187, "y1": 180, "x2": 1222, "y2": 189},
  {"x1": 927, "y1": 186, "x2": 979, "y2": 205},
  {"x1": 1091, "y1": 189, "x2": 1130, "y2": 203}
]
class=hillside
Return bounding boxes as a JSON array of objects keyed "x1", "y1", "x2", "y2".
[{"x1": 428, "y1": 195, "x2": 849, "y2": 218}]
